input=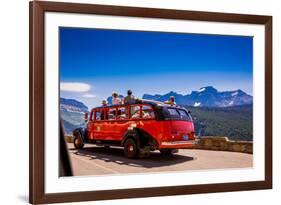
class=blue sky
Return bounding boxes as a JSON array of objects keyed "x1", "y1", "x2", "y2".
[{"x1": 59, "y1": 27, "x2": 253, "y2": 108}]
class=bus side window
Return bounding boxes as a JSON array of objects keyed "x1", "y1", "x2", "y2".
[
  {"x1": 117, "y1": 106, "x2": 128, "y2": 119},
  {"x1": 142, "y1": 105, "x2": 155, "y2": 119},
  {"x1": 130, "y1": 105, "x2": 141, "y2": 119},
  {"x1": 108, "y1": 108, "x2": 116, "y2": 120},
  {"x1": 95, "y1": 110, "x2": 101, "y2": 121}
]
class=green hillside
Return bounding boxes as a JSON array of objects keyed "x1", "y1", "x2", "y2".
[{"x1": 184, "y1": 105, "x2": 253, "y2": 141}]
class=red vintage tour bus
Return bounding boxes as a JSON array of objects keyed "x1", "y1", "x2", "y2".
[{"x1": 73, "y1": 100, "x2": 195, "y2": 158}]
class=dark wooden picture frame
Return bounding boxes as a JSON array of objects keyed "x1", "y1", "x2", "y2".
[{"x1": 29, "y1": 1, "x2": 272, "y2": 204}]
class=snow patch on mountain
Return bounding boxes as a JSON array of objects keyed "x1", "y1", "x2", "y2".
[
  {"x1": 194, "y1": 102, "x2": 201, "y2": 107},
  {"x1": 231, "y1": 92, "x2": 238, "y2": 96},
  {"x1": 198, "y1": 87, "x2": 206, "y2": 92}
]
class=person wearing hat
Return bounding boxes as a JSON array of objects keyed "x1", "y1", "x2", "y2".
[
  {"x1": 164, "y1": 96, "x2": 177, "y2": 106},
  {"x1": 112, "y1": 92, "x2": 122, "y2": 105},
  {"x1": 124, "y1": 89, "x2": 136, "y2": 104},
  {"x1": 101, "y1": 100, "x2": 108, "y2": 106}
]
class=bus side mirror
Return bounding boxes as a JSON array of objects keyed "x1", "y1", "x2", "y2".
[
  {"x1": 84, "y1": 112, "x2": 89, "y2": 123},
  {"x1": 188, "y1": 110, "x2": 191, "y2": 114}
]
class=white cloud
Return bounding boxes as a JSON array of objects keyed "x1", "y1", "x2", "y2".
[
  {"x1": 82, "y1": 93, "x2": 97, "y2": 98},
  {"x1": 60, "y1": 82, "x2": 91, "y2": 92}
]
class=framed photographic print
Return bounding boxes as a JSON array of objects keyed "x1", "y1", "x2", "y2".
[{"x1": 29, "y1": 1, "x2": 272, "y2": 204}]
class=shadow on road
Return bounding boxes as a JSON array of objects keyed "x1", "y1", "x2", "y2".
[{"x1": 69, "y1": 146, "x2": 194, "y2": 168}]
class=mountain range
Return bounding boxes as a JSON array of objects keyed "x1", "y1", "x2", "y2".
[
  {"x1": 142, "y1": 86, "x2": 252, "y2": 107},
  {"x1": 60, "y1": 98, "x2": 88, "y2": 113}
]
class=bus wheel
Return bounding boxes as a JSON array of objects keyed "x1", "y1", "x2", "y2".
[
  {"x1": 124, "y1": 138, "x2": 138, "y2": 158},
  {"x1": 73, "y1": 132, "x2": 84, "y2": 149}
]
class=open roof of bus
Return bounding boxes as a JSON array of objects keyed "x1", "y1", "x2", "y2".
[{"x1": 92, "y1": 99, "x2": 174, "y2": 110}]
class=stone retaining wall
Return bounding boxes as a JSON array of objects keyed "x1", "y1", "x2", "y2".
[
  {"x1": 190, "y1": 136, "x2": 253, "y2": 154},
  {"x1": 65, "y1": 135, "x2": 253, "y2": 154}
]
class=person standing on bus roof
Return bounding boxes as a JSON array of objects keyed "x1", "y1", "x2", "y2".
[
  {"x1": 164, "y1": 96, "x2": 177, "y2": 106},
  {"x1": 124, "y1": 89, "x2": 136, "y2": 104},
  {"x1": 101, "y1": 100, "x2": 108, "y2": 106},
  {"x1": 112, "y1": 92, "x2": 122, "y2": 105}
]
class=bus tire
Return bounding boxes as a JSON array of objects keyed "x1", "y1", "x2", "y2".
[{"x1": 124, "y1": 138, "x2": 138, "y2": 158}]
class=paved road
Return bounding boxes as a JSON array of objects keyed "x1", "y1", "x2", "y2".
[{"x1": 67, "y1": 143, "x2": 253, "y2": 176}]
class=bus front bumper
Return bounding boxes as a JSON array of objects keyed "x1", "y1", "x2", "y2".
[{"x1": 159, "y1": 140, "x2": 196, "y2": 149}]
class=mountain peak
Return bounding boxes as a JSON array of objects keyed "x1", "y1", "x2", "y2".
[
  {"x1": 166, "y1": 91, "x2": 178, "y2": 95},
  {"x1": 198, "y1": 86, "x2": 217, "y2": 93},
  {"x1": 236, "y1": 89, "x2": 246, "y2": 94}
]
